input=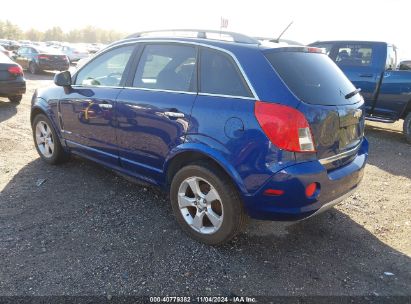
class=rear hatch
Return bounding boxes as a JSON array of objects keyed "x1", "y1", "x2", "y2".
[{"x1": 264, "y1": 48, "x2": 365, "y2": 170}]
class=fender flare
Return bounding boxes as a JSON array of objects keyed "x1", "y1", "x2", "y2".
[
  {"x1": 163, "y1": 142, "x2": 248, "y2": 195},
  {"x1": 31, "y1": 98, "x2": 63, "y2": 140}
]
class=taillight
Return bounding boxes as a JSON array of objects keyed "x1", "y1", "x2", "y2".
[
  {"x1": 38, "y1": 54, "x2": 49, "y2": 60},
  {"x1": 255, "y1": 101, "x2": 316, "y2": 152},
  {"x1": 305, "y1": 182, "x2": 318, "y2": 198},
  {"x1": 8, "y1": 65, "x2": 23, "y2": 76}
]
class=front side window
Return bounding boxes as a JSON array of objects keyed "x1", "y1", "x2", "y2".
[
  {"x1": 335, "y1": 44, "x2": 373, "y2": 66},
  {"x1": 199, "y1": 48, "x2": 252, "y2": 98},
  {"x1": 75, "y1": 45, "x2": 134, "y2": 87},
  {"x1": 133, "y1": 44, "x2": 196, "y2": 92}
]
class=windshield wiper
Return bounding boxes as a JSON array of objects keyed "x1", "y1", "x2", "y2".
[{"x1": 345, "y1": 88, "x2": 361, "y2": 99}]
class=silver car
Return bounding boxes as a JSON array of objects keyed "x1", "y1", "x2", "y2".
[{"x1": 60, "y1": 45, "x2": 89, "y2": 62}]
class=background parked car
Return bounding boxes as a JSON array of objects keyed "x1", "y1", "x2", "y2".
[
  {"x1": 60, "y1": 45, "x2": 89, "y2": 62},
  {"x1": 0, "y1": 52, "x2": 26, "y2": 103},
  {"x1": 0, "y1": 39, "x2": 20, "y2": 51},
  {"x1": 14, "y1": 46, "x2": 69, "y2": 74},
  {"x1": 310, "y1": 40, "x2": 411, "y2": 143},
  {"x1": 0, "y1": 45, "x2": 12, "y2": 58},
  {"x1": 399, "y1": 60, "x2": 411, "y2": 70}
]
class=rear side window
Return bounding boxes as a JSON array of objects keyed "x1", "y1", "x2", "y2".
[
  {"x1": 199, "y1": 48, "x2": 252, "y2": 98},
  {"x1": 265, "y1": 51, "x2": 357, "y2": 105},
  {"x1": 335, "y1": 44, "x2": 373, "y2": 66},
  {"x1": 133, "y1": 44, "x2": 196, "y2": 92}
]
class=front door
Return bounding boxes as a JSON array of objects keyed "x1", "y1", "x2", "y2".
[
  {"x1": 59, "y1": 44, "x2": 136, "y2": 166},
  {"x1": 116, "y1": 43, "x2": 197, "y2": 182}
]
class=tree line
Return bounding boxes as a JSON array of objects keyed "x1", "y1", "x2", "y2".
[{"x1": 0, "y1": 20, "x2": 127, "y2": 43}]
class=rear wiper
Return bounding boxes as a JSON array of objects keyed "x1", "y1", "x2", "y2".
[{"x1": 345, "y1": 88, "x2": 361, "y2": 99}]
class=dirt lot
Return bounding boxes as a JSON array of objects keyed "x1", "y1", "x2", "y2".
[{"x1": 0, "y1": 73, "x2": 410, "y2": 297}]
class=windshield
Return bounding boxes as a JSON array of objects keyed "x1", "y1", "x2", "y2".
[{"x1": 265, "y1": 51, "x2": 359, "y2": 105}]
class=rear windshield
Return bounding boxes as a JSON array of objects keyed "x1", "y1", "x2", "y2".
[
  {"x1": 265, "y1": 51, "x2": 358, "y2": 105},
  {"x1": 37, "y1": 47, "x2": 63, "y2": 54}
]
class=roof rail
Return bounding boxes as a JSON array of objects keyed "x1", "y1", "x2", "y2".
[{"x1": 126, "y1": 29, "x2": 260, "y2": 44}]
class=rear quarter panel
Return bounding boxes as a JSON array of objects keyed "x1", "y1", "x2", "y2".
[{"x1": 186, "y1": 95, "x2": 296, "y2": 195}]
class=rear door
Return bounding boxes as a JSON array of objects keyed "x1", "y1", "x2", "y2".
[
  {"x1": 265, "y1": 50, "x2": 365, "y2": 169},
  {"x1": 59, "y1": 43, "x2": 136, "y2": 166},
  {"x1": 373, "y1": 45, "x2": 411, "y2": 120},
  {"x1": 115, "y1": 43, "x2": 197, "y2": 181}
]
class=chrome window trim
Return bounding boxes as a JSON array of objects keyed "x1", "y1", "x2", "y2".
[
  {"x1": 71, "y1": 84, "x2": 124, "y2": 89},
  {"x1": 319, "y1": 144, "x2": 361, "y2": 165},
  {"x1": 82, "y1": 39, "x2": 260, "y2": 100},
  {"x1": 198, "y1": 92, "x2": 255, "y2": 100},
  {"x1": 123, "y1": 86, "x2": 197, "y2": 95}
]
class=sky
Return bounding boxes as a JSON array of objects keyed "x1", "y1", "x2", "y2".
[{"x1": 1, "y1": 0, "x2": 410, "y2": 59}]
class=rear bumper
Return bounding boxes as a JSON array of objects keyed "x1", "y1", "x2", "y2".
[
  {"x1": 243, "y1": 138, "x2": 368, "y2": 221},
  {"x1": 0, "y1": 79, "x2": 26, "y2": 97},
  {"x1": 38, "y1": 62, "x2": 69, "y2": 71}
]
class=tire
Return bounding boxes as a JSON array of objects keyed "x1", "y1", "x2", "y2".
[
  {"x1": 8, "y1": 95, "x2": 22, "y2": 103},
  {"x1": 32, "y1": 114, "x2": 69, "y2": 164},
  {"x1": 404, "y1": 112, "x2": 411, "y2": 144},
  {"x1": 170, "y1": 162, "x2": 248, "y2": 245},
  {"x1": 29, "y1": 62, "x2": 38, "y2": 74}
]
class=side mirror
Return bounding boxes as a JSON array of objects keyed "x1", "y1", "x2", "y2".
[{"x1": 54, "y1": 71, "x2": 72, "y2": 87}]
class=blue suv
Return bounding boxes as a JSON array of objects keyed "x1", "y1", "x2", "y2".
[{"x1": 30, "y1": 30, "x2": 368, "y2": 244}]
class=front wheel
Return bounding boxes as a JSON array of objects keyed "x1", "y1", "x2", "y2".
[
  {"x1": 403, "y1": 112, "x2": 411, "y2": 144},
  {"x1": 32, "y1": 114, "x2": 69, "y2": 164},
  {"x1": 8, "y1": 95, "x2": 22, "y2": 103},
  {"x1": 170, "y1": 163, "x2": 248, "y2": 245}
]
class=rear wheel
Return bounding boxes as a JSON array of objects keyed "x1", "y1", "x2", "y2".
[
  {"x1": 29, "y1": 62, "x2": 38, "y2": 74},
  {"x1": 170, "y1": 163, "x2": 248, "y2": 245},
  {"x1": 32, "y1": 114, "x2": 69, "y2": 164},
  {"x1": 403, "y1": 112, "x2": 411, "y2": 144},
  {"x1": 8, "y1": 95, "x2": 22, "y2": 103}
]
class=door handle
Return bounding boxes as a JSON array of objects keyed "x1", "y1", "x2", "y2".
[
  {"x1": 98, "y1": 103, "x2": 113, "y2": 109},
  {"x1": 164, "y1": 111, "x2": 185, "y2": 118},
  {"x1": 359, "y1": 74, "x2": 373, "y2": 78}
]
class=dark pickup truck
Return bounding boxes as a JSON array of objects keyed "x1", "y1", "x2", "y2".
[{"x1": 309, "y1": 41, "x2": 411, "y2": 143}]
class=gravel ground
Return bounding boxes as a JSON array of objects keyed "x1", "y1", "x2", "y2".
[{"x1": 0, "y1": 72, "x2": 410, "y2": 297}]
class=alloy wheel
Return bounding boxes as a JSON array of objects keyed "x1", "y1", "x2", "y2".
[
  {"x1": 35, "y1": 120, "x2": 54, "y2": 158},
  {"x1": 177, "y1": 176, "x2": 224, "y2": 234}
]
